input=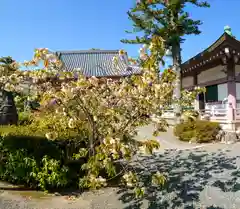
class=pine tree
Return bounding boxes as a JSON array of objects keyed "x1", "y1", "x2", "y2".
[
  {"x1": 122, "y1": 0, "x2": 209, "y2": 122},
  {"x1": 0, "y1": 56, "x2": 16, "y2": 73}
]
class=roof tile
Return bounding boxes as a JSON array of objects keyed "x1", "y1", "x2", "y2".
[{"x1": 56, "y1": 50, "x2": 141, "y2": 77}]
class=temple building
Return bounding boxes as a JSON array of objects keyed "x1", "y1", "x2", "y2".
[
  {"x1": 181, "y1": 26, "x2": 240, "y2": 130},
  {"x1": 55, "y1": 49, "x2": 141, "y2": 79}
]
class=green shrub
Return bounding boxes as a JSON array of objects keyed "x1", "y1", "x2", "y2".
[
  {"x1": 194, "y1": 120, "x2": 221, "y2": 143},
  {"x1": 0, "y1": 147, "x2": 69, "y2": 191},
  {"x1": 0, "y1": 112, "x2": 90, "y2": 191},
  {"x1": 36, "y1": 156, "x2": 69, "y2": 191},
  {"x1": 18, "y1": 111, "x2": 33, "y2": 125},
  {"x1": 181, "y1": 110, "x2": 199, "y2": 122},
  {"x1": 173, "y1": 120, "x2": 195, "y2": 141},
  {"x1": 0, "y1": 131, "x2": 87, "y2": 190},
  {"x1": 174, "y1": 120, "x2": 221, "y2": 143},
  {"x1": 0, "y1": 149, "x2": 38, "y2": 186},
  {"x1": 14, "y1": 94, "x2": 41, "y2": 112},
  {"x1": 29, "y1": 112, "x2": 90, "y2": 141},
  {"x1": 0, "y1": 111, "x2": 136, "y2": 192},
  {"x1": 14, "y1": 95, "x2": 27, "y2": 112}
]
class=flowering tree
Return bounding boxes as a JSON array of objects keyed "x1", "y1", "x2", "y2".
[
  {"x1": 0, "y1": 57, "x2": 22, "y2": 92},
  {"x1": 5, "y1": 37, "x2": 202, "y2": 197}
]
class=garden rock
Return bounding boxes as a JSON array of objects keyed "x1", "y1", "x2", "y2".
[
  {"x1": 219, "y1": 130, "x2": 238, "y2": 144},
  {"x1": 200, "y1": 113, "x2": 211, "y2": 121}
]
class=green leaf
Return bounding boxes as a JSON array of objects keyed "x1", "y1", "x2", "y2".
[
  {"x1": 134, "y1": 187, "x2": 145, "y2": 198},
  {"x1": 152, "y1": 172, "x2": 166, "y2": 186},
  {"x1": 153, "y1": 130, "x2": 159, "y2": 137},
  {"x1": 105, "y1": 161, "x2": 116, "y2": 177}
]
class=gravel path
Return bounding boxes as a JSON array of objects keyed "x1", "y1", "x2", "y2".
[
  {"x1": 136, "y1": 124, "x2": 220, "y2": 150},
  {"x1": 1, "y1": 127, "x2": 240, "y2": 209}
]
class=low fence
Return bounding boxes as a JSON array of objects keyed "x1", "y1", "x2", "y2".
[
  {"x1": 235, "y1": 108, "x2": 240, "y2": 120},
  {"x1": 161, "y1": 109, "x2": 175, "y2": 126},
  {"x1": 161, "y1": 107, "x2": 240, "y2": 130},
  {"x1": 161, "y1": 101, "x2": 240, "y2": 131},
  {"x1": 199, "y1": 108, "x2": 228, "y2": 122}
]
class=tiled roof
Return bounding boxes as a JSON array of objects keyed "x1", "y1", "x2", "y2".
[{"x1": 56, "y1": 50, "x2": 141, "y2": 77}]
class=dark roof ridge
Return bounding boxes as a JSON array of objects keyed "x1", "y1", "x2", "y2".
[
  {"x1": 182, "y1": 32, "x2": 240, "y2": 66},
  {"x1": 56, "y1": 50, "x2": 120, "y2": 54}
]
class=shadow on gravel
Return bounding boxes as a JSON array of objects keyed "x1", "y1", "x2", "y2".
[{"x1": 118, "y1": 149, "x2": 239, "y2": 209}]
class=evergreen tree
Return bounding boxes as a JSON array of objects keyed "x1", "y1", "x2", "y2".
[
  {"x1": 0, "y1": 56, "x2": 15, "y2": 65},
  {"x1": 122, "y1": 0, "x2": 209, "y2": 121},
  {"x1": 0, "y1": 56, "x2": 16, "y2": 73}
]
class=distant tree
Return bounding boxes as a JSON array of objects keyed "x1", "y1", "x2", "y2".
[
  {"x1": 0, "y1": 56, "x2": 15, "y2": 65},
  {"x1": 0, "y1": 56, "x2": 16, "y2": 72}
]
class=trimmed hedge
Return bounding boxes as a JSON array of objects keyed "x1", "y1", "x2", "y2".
[{"x1": 174, "y1": 120, "x2": 221, "y2": 143}]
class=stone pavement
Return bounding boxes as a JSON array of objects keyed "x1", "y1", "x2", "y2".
[{"x1": 1, "y1": 126, "x2": 240, "y2": 209}]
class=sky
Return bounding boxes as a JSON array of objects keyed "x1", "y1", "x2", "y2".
[{"x1": 1, "y1": 0, "x2": 240, "y2": 66}]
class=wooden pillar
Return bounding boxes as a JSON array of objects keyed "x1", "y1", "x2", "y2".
[
  {"x1": 193, "y1": 73, "x2": 200, "y2": 111},
  {"x1": 227, "y1": 58, "x2": 236, "y2": 110},
  {"x1": 226, "y1": 58, "x2": 236, "y2": 131}
]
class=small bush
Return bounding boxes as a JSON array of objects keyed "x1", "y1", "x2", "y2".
[
  {"x1": 1, "y1": 149, "x2": 38, "y2": 185},
  {"x1": 173, "y1": 120, "x2": 195, "y2": 141},
  {"x1": 0, "y1": 147, "x2": 69, "y2": 191},
  {"x1": 18, "y1": 111, "x2": 33, "y2": 125},
  {"x1": 180, "y1": 110, "x2": 199, "y2": 122},
  {"x1": 37, "y1": 156, "x2": 69, "y2": 191},
  {"x1": 0, "y1": 131, "x2": 87, "y2": 190},
  {"x1": 194, "y1": 120, "x2": 221, "y2": 143},
  {"x1": 174, "y1": 120, "x2": 221, "y2": 143}
]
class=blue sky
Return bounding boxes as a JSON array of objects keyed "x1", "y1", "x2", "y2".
[{"x1": 0, "y1": 0, "x2": 239, "y2": 66}]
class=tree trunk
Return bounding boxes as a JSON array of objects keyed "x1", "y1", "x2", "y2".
[
  {"x1": 90, "y1": 121, "x2": 96, "y2": 156},
  {"x1": 172, "y1": 42, "x2": 182, "y2": 124}
]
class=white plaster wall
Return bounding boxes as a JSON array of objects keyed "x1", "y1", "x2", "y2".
[
  {"x1": 235, "y1": 65, "x2": 240, "y2": 77},
  {"x1": 236, "y1": 83, "x2": 240, "y2": 100},
  {"x1": 217, "y1": 83, "x2": 228, "y2": 101},
  {"x1": 182, "y1": 76, "x2": 194, "y2": 88},
  {"x1": 197, "y1": 65, "x2": 226, "y2": 84}
]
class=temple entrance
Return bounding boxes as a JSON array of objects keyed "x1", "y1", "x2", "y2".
[
  {"x1": 205, "y1": 84, "x2": 218, "y2": 103},
  {"x1": 199, "y1": 92, "x2": 205, "y2": 110}
]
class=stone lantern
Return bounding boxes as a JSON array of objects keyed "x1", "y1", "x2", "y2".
[{"x1": 0, "y1": 90, "x2": 18, "y2": 125}]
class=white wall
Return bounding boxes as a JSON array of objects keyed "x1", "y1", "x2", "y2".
[
  {"x1": 217, "y1": 83, "x2": 228, "y2": 101},
  {"x1": 197, "y1": 65, "x2": 226, "y2": 84},
  {"x1": 182, "y1": 76, "x2": 194, "y2": 88},
  {"x1": 236, "y1": 83, "x2": 240, "y2": 100},
  {"x1": 235, "y1": 65, "x2": 240, "y2": 77}
]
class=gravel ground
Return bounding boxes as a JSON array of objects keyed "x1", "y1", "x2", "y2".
[{"x1": 1, "y1": 126, "x2": 240, "y2": 209}]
